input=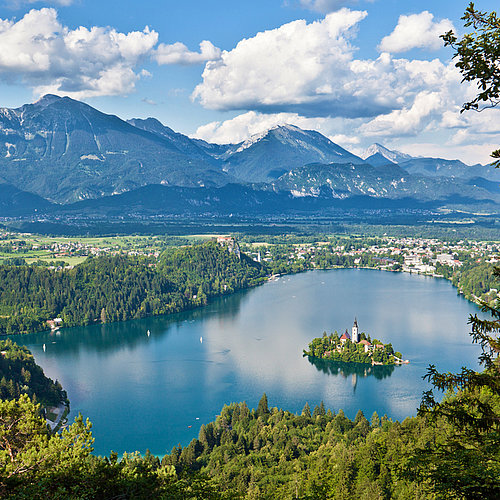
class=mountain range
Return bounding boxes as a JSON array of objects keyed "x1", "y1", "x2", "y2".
[{"x1": 0, "y1": 95, "x2": 498, "y2": 217}]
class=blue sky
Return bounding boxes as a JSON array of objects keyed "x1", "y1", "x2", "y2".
[{"x1": 0, "y1": 0, "x2": 498, "y2": 164}]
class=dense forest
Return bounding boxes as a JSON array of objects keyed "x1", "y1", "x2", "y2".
[
  {"x1": 0, "y1": 267, "x2": 498, "y2": 498},
  {"x1": 450, "y1": 261, "x2": 498, "y2": 302},
  {"x1": 0, "y1": 339, "x2": 66, "y2": 407},
  {"x1": 0, "y1": 241, "x2": 266, "y2": 335},
  {"x1": 1, "y1": 364, "x2": 499, "y2": 499},
  {"x1": 1, "y1": 285, "x2": 499, "y2": 498},
  {"x1": 158, "y1": 242, "x2": 266, "y2": 301}
]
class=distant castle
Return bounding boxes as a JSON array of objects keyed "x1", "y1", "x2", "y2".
[{"x1": 217, "y1": 236, "x2": 241, "y2": 259}]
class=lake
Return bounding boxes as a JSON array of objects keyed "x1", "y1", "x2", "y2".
[{"x1": 20, "y1": 269, "x2": 481, "y2": 456}]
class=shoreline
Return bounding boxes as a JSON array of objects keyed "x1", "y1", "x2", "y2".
[{"x1": 2, "y1": 264, "x2": 484, "y2": 337}]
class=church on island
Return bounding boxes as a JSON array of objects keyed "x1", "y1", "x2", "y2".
[
  {"x1": 303, "y1": 318, "x2": 409, "y2": 366},
  {"x1": 339, "y1": 318, "x2": 377, "y2": 353}
]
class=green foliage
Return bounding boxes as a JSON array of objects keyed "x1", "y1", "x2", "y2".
[
  {"x1": 0, "y1": 340, "x2": 66, "y2": 407},
  {"x1": 442, "y1": 2, "x2": 500, "y2": 164},
  {"x1": 410, "y1": 267, "x2": 500, "y2": 498},
  {"x1": 159, "y1": 396, "x2": 434, "y2": 498},
  {"x1": 257, "y1": 393, "x2": 269, "y2": 418},
  {"x1": 0, "y1": 395, "x2": 93, "y2": 497},
  {"x1": 303, "y1": 334, "x2": 399, "y2": 365},
  {"x1": 451, "y1": 261, "x2": 497, "y2": 304},
  {"x1": 0, "y1": 395, "x2": 219, "y2": 499},
  {"x1": 0, "y1": 241, "x2": 265, "y2": 335},
  {"x1": 442, "y1": 3, "x2": 500, "y2": 112},
  {"x1": 158, "y1": 240, "x2": 266, "y2": 300}
]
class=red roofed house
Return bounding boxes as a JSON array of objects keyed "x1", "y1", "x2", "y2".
[
  {"x1": 340, "y1": 329, "x2": 350, "y2": 343},
  {"x1": 359, "y1": 339, "x2": 372, "y2": 353}
]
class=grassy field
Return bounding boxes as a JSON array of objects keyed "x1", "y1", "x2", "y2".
[
  {"x1": 22, "y1": 255, "x2": 89, "y2": 266},
  {"x1": 0, "y1": 231, "x2": 221, "y2": 266}
]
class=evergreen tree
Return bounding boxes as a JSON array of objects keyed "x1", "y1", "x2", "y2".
[
  {"x1": 256, "y1": 393, "x2": 269, "y2": 417},
  {"x1": 370, "y1": 411, "x2": 380, "y2": 429},
  {"x1": 410, "y1": 267, "x2": 500, "y2": 498},
  {"x1": 442, "y1": 2, "x2": 500, "y2": 163},
  {"x1": 301, "y1": 402, "x2": 311, "y2": 418}
]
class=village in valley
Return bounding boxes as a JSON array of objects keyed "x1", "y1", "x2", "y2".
[{"x1": 303, "y1": 318, "x2": 409, "y2": 367}]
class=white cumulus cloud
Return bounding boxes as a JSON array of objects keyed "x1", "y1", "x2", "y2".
[
  {"x1": 191, "y1": 9, "x2": 495, "y2": 165},
  {"x1": 379, "y1": 11, "x2": 454, "y2": 53},
  {"x1": 0, "y1": 8, "x2": 158, "y2": 98},
  {"x1": 192, "y1": 9, "x2": 377, "y2": 118},
  {"x1": 155, "y1": 40, "x2": 221, "y2": 65},
  {"x1": 192, "y1": 9, "x2": 467, "y2": 124},
  {"x1": 193, "y1": 111, "x2": 328, "y2": 144},
  {"x1": 360, "y1": 91, "x2": 442, "y2": 136},
  {"x1": 329, "y1": 133, "x2": 360, "y2": 145}
]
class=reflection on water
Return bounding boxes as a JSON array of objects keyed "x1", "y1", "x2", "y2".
[
  {"x1": 18, "y1": 269, "x2": 482, "y2": 456},
  {"x1": 25, "y1": 291, "x2": 248, "y2": 355},
  {"x1": 306, "y1": 355, "x2": 396, "y2": 392},
  {"x1": 307, "y1": 355, "x2": 396, "y2": 380}
]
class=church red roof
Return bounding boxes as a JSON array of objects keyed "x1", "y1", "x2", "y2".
[{"x1": 340, "y1": 330, "x2": 350, "y2": 341}]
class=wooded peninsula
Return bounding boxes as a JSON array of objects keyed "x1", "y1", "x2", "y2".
[
  {"x1": 0, "y1": 232, "x2": 498, "y2": 336},
  {"x1": 0, "y1": 239, "x2": 266, "y2": 335}
]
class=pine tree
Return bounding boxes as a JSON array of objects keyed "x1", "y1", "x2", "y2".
[
  {"x1": 411, "y1": 267, "x2": 500, "y2": 498},
  {"x1": 256, "y1": 393, "x2": 269, "y2": 417},
  {"x1": 301, "y1": 402, "x2": 311, "y2": 418},
  {"x1": 370, "y1": 411, "x2": 380, "y2": 428}
]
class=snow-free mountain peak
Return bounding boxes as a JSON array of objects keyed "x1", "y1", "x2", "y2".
[{"x1": 127, "y1": 116, "x2": 221, "y2": 166}]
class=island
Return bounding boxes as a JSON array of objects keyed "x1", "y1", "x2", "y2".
[{"x1": 303, "y1": 318, "x2": 409, "y2": 366}]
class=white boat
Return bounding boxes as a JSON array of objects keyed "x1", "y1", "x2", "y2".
[
  {"x1": 147, "y1": 330, "x2": 150, "y2": 336},
  {"x1": 200, "y1": 336, "x2": 203, "y2": 343},
  {"x1": 42, "y1": 344, "x2": 46, "y2": 352}
]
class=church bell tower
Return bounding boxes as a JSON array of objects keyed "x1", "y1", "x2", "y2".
[{"x1": 352, "y1": 318, "x2": 359, "y2": 343}]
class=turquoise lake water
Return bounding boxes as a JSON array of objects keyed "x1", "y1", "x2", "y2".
[{"x1": 20, "y1": 269, "x2": 481, "y2": 456}]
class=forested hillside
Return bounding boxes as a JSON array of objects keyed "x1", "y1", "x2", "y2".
[
  {"x1": 0, "y1": 241, "x2": 265, "y2": 335},
  {"x1": 2, "y1": 381, "x2": 498, "y2": 499},
  {"x1": 1, "y1": 262, "x2": 499, "y2": 498},
  {"x1": 451, "y1": 261, "x2": 498, "y2": 302},
  {"x1": 0, "y1": 339, "x2": 66, "y2": 407},
  {"x1": 158, "y1": 241, "x2": 266, "y2": 301}
]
